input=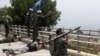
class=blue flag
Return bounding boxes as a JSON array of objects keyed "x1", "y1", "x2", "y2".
[
  {"x1": 34, "y1": 0, "x2": 42, "y2": 8},
  {"x1": 29, "y1": 0, "x2": 42, "y2": 11}
]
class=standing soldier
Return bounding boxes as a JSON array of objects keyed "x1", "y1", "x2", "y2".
[
  {"x1": 32, "y1": 10, "x2": 51, "y2": 42},
  {"x1": 49, "y1": 28, "x2": 68, "y2": 56},
  {"x1": 32, "y1": 10, "x2": 43, "y2": 42},
  {"x1": 49, "y1": 26, "x2": 81, "y2": 56}
]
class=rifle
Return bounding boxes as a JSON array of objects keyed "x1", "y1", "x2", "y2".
[{"x1": 46, "y1": 26, "x2": 81, "y2": 43}]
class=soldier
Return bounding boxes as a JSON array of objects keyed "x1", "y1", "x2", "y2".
[
  {"x1": 2, "y1": 39, "x2": 43, "y2": 56},
  {"x1": 27, "y1": 39, "x2": 40, "y2": 52},
  {"x1": 32, "y1": 10, "x2": 43, "y2": 42},
  {"x1": 55, "y1": 28, "x2": 68, "y2": 56},
  {"x1": 32, "y1": 10, "x2": 51, "y2": 42},
  {"x1": 50, "y1": 28, "x2": 68, "y2": 56}
]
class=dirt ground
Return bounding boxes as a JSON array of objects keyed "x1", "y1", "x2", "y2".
[{"x1": 0, "y1": 41, "x2": 50, "y2": 56}]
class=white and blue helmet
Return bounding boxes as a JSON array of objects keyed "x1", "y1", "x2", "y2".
[{"x1": 37, "y1": 10, "x2": 42, "y2": 13}]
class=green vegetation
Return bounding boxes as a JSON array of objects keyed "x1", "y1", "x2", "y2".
[
  {"x1": 9, "y1": 0, "x2": 61, "y2": 26},
  {"x1": 0, "y1": 7, "x2": 12, "y2": 38},
  {"x1": 0, "y1": 0, "x2": 61, "y2": 39}
]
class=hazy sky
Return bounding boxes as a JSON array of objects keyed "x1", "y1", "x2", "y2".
[
  {"x1": 0, "y1": 0, "x2": 100, "y2": 30},
  {"x1": 0, "y1": 0, "x2": 11, "y2": 7}
]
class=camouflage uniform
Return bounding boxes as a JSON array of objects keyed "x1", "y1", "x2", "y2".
[
  {"x1": 54, "y1": 38, "x2": 68, "y2": 56},
  {"x1": 49, "y1": 28, "x2": 68, "y2": 56}
]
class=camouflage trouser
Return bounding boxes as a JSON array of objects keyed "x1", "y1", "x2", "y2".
[{"x1": 49, "y1": 39, "x2": 68, "y2": 56}]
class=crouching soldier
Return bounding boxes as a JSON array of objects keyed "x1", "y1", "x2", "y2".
[
  {"x1": 2, "y1": 39, "x2": 43, "y2": 56},
  {"x1": 27, "y1": 39, "x2": 41, "y2": 51}
]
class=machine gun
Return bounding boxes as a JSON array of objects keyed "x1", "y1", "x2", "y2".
[{"x1": 46, "y1": 26, "x2": 81, "y2": 43}]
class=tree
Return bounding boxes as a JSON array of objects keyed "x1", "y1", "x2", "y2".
[
  {"x1": 10, "y1": 0, "x2": 61, "y2": 38},
  {"x1": 10, "y1": 0, "x2": 61, "y2": 26},
  {"x1": 10, "y1": 0, "x2": 36, "y2": 25},
  {"x1": 10, "y1": 0, "x2": 39, "y2": 37},
  {"x1": 0, "y1": 7, "x2": 12, "y2": 38}
]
